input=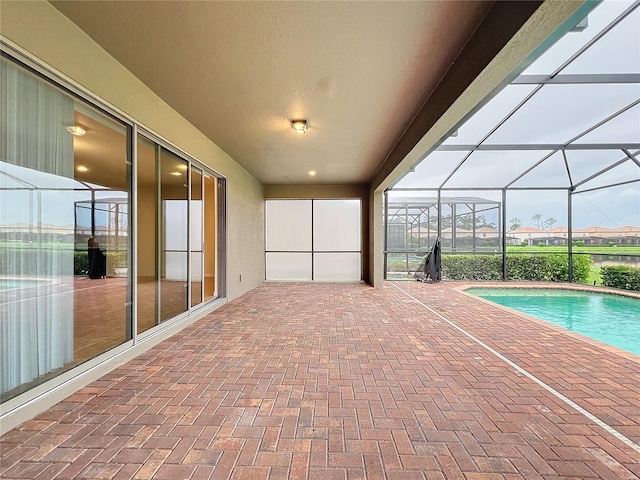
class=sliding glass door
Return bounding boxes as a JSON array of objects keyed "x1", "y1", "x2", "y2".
[
  {"x1": 190, "y1": 167, "x2": 203, "y2": 308},
  {"x1": 136, "y1": 137, "x2": 158, "y2": 334},
  {"x1": 136, "y1": 135, "x2": 221, "y2": 331},
  {"x1": 204, "y1": 173, "x2": 217, "y2": 301},
  {"x1": 1, "y1": 53, "x2": 224, "y2": 405},
  {"x1": 160, "y1": 149, "x2": 189, "y2": 321},
  {"x1": 1, "y1": 57, "x2": 131, "y2": 401}
]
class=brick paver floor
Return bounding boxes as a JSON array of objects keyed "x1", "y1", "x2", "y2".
[{"x1": 1, "y1": 282, "x2": 639, "y2": 479}]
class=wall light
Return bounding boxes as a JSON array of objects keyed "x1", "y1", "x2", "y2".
[
  {"x1": 170, "y1": 171, "x2": 182, "y2": 176},
  {"x1": 308, "y1": 170, "x2": 317, "y2": 176},
  {"x1": 66, "y1": 125, "x2": 86, "y2": 136},
  {"x1": 291, "y1": 120, "x2": 308, "y2": 134},
  {"x1": 76, "y1": 165, "x2": 89, "y2": 173}
]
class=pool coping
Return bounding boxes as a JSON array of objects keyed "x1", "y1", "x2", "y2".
[{"x1": 451, "y1": 281, "x2": 640, "y2": 364}]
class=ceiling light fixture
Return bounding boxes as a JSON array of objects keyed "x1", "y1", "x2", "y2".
[
  {"x1": 76, "y1": 165, "x2": 89, "y2": 173},
  {"x1": 291, "y1": 119, "x2": 308, "y2": 134},
  {"x1": 66, "y1": 125, "x2": 86, "y2": 136},
  {"x1": 308, "y1": 170, "x2": 317, "y2": 176}
]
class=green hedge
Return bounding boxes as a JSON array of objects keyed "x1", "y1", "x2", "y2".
[
  {"x1": 0, "y1": 248, "x2": 125, "y2": 276},
  {"x1": 600, "y1": 265, "x2": 640, "y2": 291},
  {"x1": 75, "y1": 251, "x2": 89, "y2": 275},
  {"x1": 440, "y1": 254, "x2": 503, "y2": 281},
  {"x1": 441, "y1": 253, "x2": 591, "y2": 283},
  {"x1": 74, "y1": 251, "x2": 126, "y2": 275},
  {"x1": 0, "y1": 248, "x2": 74, "y2": 275}
]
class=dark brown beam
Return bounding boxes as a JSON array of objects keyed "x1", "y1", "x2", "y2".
[{"x1": 370, "y1": 1, "x2": 544, "y2": 190}]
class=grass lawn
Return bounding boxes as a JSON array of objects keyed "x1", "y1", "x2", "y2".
[{"x1": 586, "y1": 266, "x2": 602, "y2": 286}]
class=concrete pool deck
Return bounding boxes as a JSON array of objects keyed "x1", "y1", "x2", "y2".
[{"x1": 1, "y1": 281, "x2": 639, "y2": 479}]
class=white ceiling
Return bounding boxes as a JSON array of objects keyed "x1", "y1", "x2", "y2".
[{"x1": 51, "y1": 1, "x2": 493, "y2": 185}]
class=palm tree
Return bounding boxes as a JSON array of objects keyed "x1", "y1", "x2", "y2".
[
  {"x1": 509, "y1": 218, "x2": 522, "y2": 231},
  {"x1": 531, "y1": 213, "x2": 543, "y2": 229},
  {"x1": 544, "y1": 218, "x2": 557, "y2": 230}
]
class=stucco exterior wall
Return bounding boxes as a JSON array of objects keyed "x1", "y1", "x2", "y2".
[{"x1": 1, "y1": 0, "x2": 265, "y2": 300}]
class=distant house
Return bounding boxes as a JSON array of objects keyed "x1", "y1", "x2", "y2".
[
  {"x1": 573, "y1": 226, "x2": 613, "y2": 245},
  {"x1": 509, "y1": 225, "x2": 640, "y2": 246},
  {"x1": 509, "y1": 227, "x2": 548, "y2": 245},
  {"x1": 605, "y1": 226, "x2": 640, "y2": 245}
]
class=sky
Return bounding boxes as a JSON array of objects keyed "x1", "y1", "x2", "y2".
[{"x1": 393, "y1": 0, "x2": 640, "y2": 229}]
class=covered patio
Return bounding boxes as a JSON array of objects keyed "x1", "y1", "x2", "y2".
[{"x1": 1, "y1": 282, "x2": 638, "y2": 479}]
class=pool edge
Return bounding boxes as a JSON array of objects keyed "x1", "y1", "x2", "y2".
[{"x1": 452, "y1": 281, "x2": 640, "y2": 364}]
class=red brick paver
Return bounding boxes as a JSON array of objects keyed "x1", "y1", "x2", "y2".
[{"x1": 1, "y1": 282, "x2": 639, "y2": 479}]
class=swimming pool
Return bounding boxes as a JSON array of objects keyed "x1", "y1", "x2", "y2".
[
  {"x1": 465, "y1": 288, "x2": 640, "y2": 356},
  {"x1": 0, "y1": 279, "x2": 48, "y2": 291}
]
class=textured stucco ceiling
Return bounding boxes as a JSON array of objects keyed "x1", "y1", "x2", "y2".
[{"x1": 51, "y1": 1, "x2": 493, "y2": 185}]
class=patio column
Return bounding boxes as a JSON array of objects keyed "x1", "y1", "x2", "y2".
[
  {"x1": 371, "y1": 189, "x2": 385, "y2": 287},
  {"x1": 383, "y1": 190, "x2": 388, "y2": 281}
]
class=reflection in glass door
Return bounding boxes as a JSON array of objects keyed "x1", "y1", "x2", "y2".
[
  {"x1": 1, "y1": 57, "x2": 132, "y2": 401},
  {"x1": 204, "y1": 173, "x2": 217, "y2": 301},
  {"x1": 160, "y1": 149, "x2": 188, "y2": 321},
  {"x1": 190, "y1": 167, "x2": 203, "y2": 307},
  {"x1": 136, "y1": 137, "x2": 158, "y2": 334},
  {"x1": 136, "y1": 139, "x2": 219, "y2": 330}
]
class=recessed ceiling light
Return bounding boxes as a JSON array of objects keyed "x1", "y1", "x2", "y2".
[
  {"x1": 308, "y1": 170, "x2": 317, "y2": 176},
  {"x1": 291, "y1": 120, "x2": 308, "y2": 134},
  {"x1": 170, "y1": 171, "x2": 182, "y2": 176},
  {"x1": 66, "y1": 125, "x2": 86, "y2": 136},
  {"x1": 76, "y1": 165, "x2": 89, "y2": 172}
]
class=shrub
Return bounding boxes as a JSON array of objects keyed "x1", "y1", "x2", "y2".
[
  {"x1": 600, "y1": 265, "x2": 640, "y2": 291},
  {"x1": 571, "y1": 255, "x2": 592, "y2": 283},
  {"x1": 520, "y1": 241, "x2": 528, "y2": 247},
  {"x1": 0, "y1": 248, "x2": 75, "y2": 275},
  {"x1": 441, "y1": 253, "x2": 591, "y2": 283},
  {"x1": 106, "y1": 251, "x2": 127, "y2": 268},
  {"x1": 575, "y1": 240, "x2": 585, "y2": 247},
  {"x1": 441, "y1": 254, "x2": 503, "y2": 281},
  {"x1": 537, "y1": 242, "x2": 545, "y2": 247},
  {"x1": 74, "y1": 251, "x2": 89, "y2": 275},
  {"x1": 387, "y1": 259, "x2": 408, "y2": 271},
  {"x1": 0, "y1": 248, "x2": 125, "y2": 276}
]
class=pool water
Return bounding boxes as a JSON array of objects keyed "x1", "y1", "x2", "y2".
[
  {"x1": 0, "y1": 279, "x2": 46, "y2": 291},
  {"x1": 466, "y1": 288, "x2": 640, "y2": 356}
]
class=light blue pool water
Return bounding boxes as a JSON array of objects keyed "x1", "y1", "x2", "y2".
[
  {"x1": 0, "y1": 279, "x2": 46, "y2": 291},
  {"x1": 466, "y1": 288, "x2": 640, "y2": 356}
]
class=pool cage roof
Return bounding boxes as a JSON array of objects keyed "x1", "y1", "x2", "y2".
[
  {"x1": 387, "y1": 197, "x2": 500, "y2": 225},
  {"x1": 385, "y1": 1, "x2": 639, "y2": 281},
  {"x1": 392, "y1": 0, "x2": 640, "y2": 195}
]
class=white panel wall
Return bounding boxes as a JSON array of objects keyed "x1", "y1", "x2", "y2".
[
  {"x1": 164, "y1": 200, "x2": 187, "y2": 250},
  {"x1": 266, "y1": 253, "x2": 313, "y2": 281},
  {"x1": 265, "y1": 199, "x2": 361, "y2": 281},
  {"x1": 313, "y1": 199, "x2": 361, "y2": 251},
  {"x1": 265, "y1": 200, "x2": 312, "y2": 251},
  {"x1": 314, "y1": 253, "x2": 361, "y2": 281}
]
